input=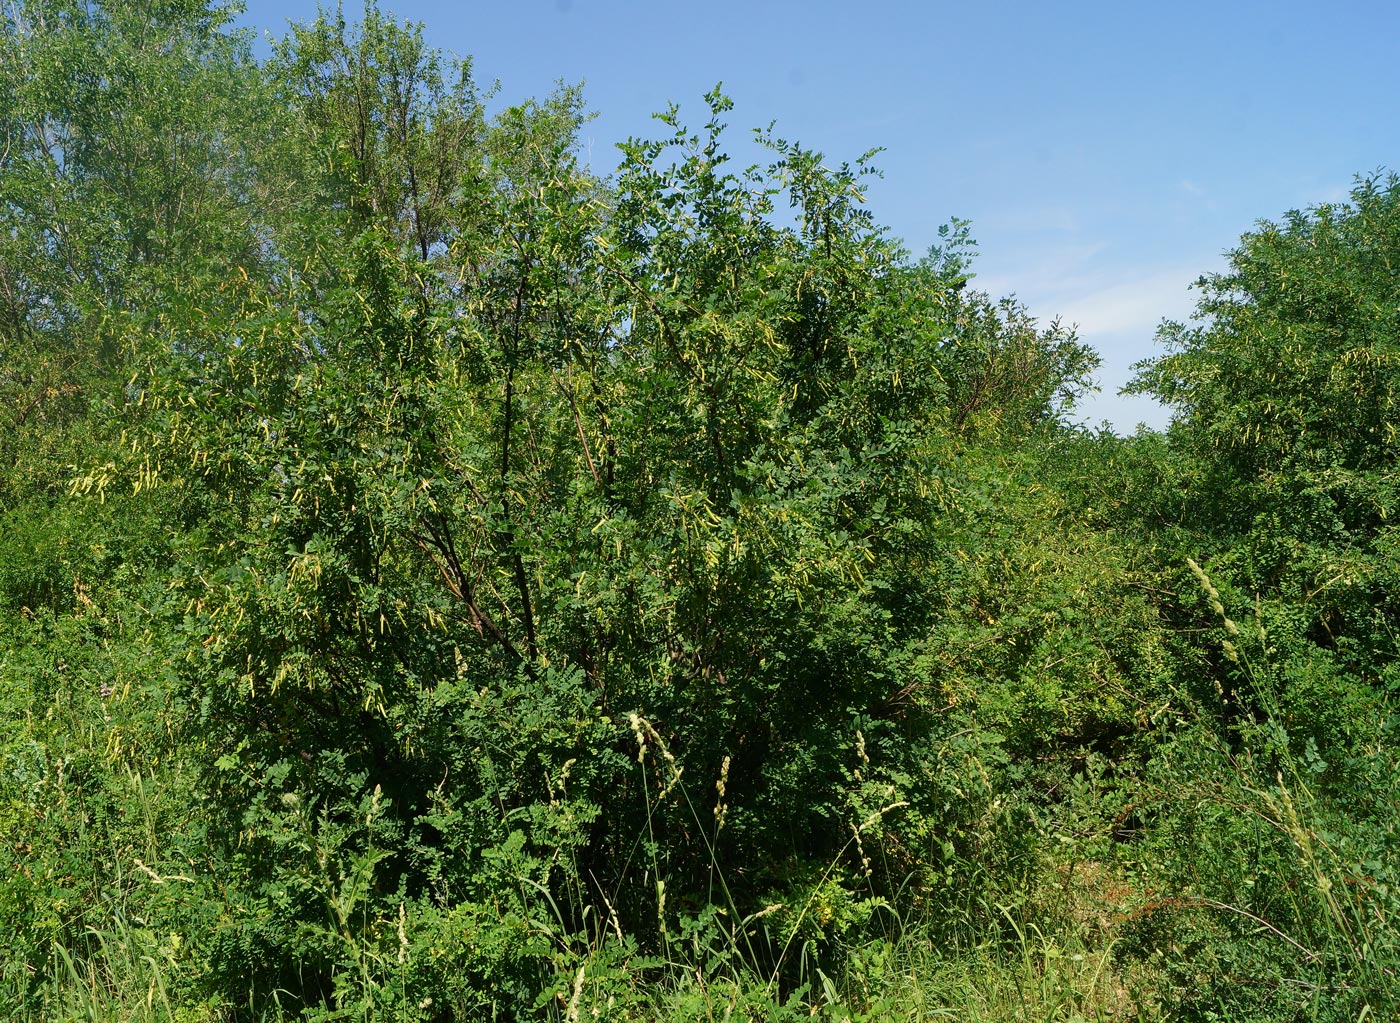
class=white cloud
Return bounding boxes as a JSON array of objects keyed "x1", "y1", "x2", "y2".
[
  {"x1": 980, "y1": 255, "x2": 1228, "y2": 434},
  {"x1": 977, "y1": 247, "x2": 1219, "y2": 340},
  {"x1": 967, "y1": 236, "x2": 1232, "y2": 432},
  {"x1": 973, "y1": 241, "x2": 1107, "y2": 302},
  {"x1": 1052, "y1": 268, "x2": 1203, "y2": 338}
]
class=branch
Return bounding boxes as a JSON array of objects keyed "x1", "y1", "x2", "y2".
[
  {"x1": 550, "y1": 364, "x2": 601, "y2": 486},
  {"x1": 413, "y1": 517, "x2": 524, "y2": 666}
]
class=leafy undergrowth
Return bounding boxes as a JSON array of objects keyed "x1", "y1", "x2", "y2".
[{"x1": 11, "y1": 654, "x2": 1395, "y2": 1022}]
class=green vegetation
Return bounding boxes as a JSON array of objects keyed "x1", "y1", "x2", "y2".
[{"x1": 3, "y1": 2, "x2": 1398, "y2": 1019}]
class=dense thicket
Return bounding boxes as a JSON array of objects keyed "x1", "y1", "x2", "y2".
[{"x1": 3, "y1": 3, "x2": 1397, "y2": 1021}]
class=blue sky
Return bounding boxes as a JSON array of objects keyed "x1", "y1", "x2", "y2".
[{"x1": 237, "y1": 0, "x2": 1400, "y2": 431}]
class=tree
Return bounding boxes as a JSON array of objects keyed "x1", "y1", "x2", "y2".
[
  {"x1": 1133, "y1": 173, "x2": 1400, "y2": 482},
  {"x1": 125, "y1": 62, "x2": 1112, "y2": 1008},
  {"x1": 1130, "y1": 173, "x2": 1400, "y2": 735},
  {"x1": 0, "y1": 0, "x2": 267, "y2": 509},
  {"x1": 265, "y1": 2, "x2": 486, "y2": 260}
]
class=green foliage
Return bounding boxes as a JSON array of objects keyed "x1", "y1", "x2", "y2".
[
  {"x1": 1131, "y1": 175, "x2": 1400, "y2": 739},
  {"x1": 265, "y1": 1, "x2": 487, "y2": 260},
  {"x1": 0, "y1": 0, "x2": 268, "y2": 504},
  {"x1": 1134, "y1": 174, "x2": 1400, "y2": 479},
  {"x1": 0, "y1": 558, "x2": 199, "y2": 1019},
  {"x1": 1117, "y1": 691, "x2": 1400, "y2": 1019},
  {"x1": 5, "y1": 2, "x2": 1399, "y2": 1020}
]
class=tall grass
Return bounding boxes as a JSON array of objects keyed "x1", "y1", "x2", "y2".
[
  {"x1": 46, "y1": 915, "x2": 184, "y2": 1023},
  {"x1": 8, "y1": 705, "x2": 1163, "y2": 1022},
  {"x1": 511, "y1": 715, "x2": 1157, "y2": 1022},
  {"x1": 14, "y1": 590, "x2": 1397, "y2": 1021},
  {"x1": 1118, "y1": 561, "x2": 1400, "y2": 1020}
]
